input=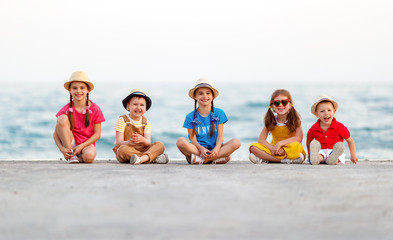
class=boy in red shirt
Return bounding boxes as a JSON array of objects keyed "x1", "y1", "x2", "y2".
[{"x1": 307, "y1": 94, "x2": 358, "y2": 165}]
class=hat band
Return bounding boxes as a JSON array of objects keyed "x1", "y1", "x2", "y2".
[
  {"x1": 319, "y1": 97, "x2": 331, "y2": 101},
  {"x1": 132, "y1": 91, "x2": 147, "y2": 96},
  {"x1": 195, "y1": 83, "x2": 213, "y2": 89}
]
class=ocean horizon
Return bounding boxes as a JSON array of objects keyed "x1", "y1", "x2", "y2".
[{"x1": 1, "y1": 80, "x2": 392, "y2": 161}]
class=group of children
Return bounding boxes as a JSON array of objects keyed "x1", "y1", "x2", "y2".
[{"x1": 54, "y1": 71, "x2": 358, "y2": 165}]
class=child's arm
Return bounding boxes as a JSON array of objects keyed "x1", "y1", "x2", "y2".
[
  {"x1": 53, "y1": 130, "x2": 73, "y2": 159},
  {"x1": 115, "y1": 131, "x2": 151, "y2": 147},
  {"x1": 73, "y1": 123, "x2": 102, "y2": 156},
  {"x1": 188, "y1": 128, "x2": 210, "y2": 158},
  {"x1": 207, "y1": 123, "x2": 224, "y2": 160},
  {"x1": 345, "y1": 136, "x2": 358, "y2": 164},
  {"x1": 130, "y1": 132, "x2": 151, "y2": 146},
  {"x1": 257, "y1": 127, "x2": 271, "y2": 147}
]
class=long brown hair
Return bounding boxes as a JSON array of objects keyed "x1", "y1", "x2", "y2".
[
  {"x1": 264, "y1": 89, "x2": 300, "y2": 132},
  {"x1": 68, "y1": 84, "x2": 91, "y2": 130},
  {"x1": 191, "y1": 90, "x2": 215, "y2": 138}
]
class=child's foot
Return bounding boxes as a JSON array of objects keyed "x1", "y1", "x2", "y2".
[
  {"x1": 290, "y1": 154, "x2": 305, "y2": 164},
  {"x1": 212, "y1": 156, "x2": 230, "y2": 164},
  {"x1": 310, "y1": 140, "x2": 321, "y2": 165},
  {"x1": 249, "y1": 153, "x2": 267, "y2": 164},
  {"x1": 67, "y1": 155, "x2": 79, "y2": 164},
  {"x1": 326, "y1": 142, "x2": 345, "y2": 165},
  {"x1": 190, "y1": 154, "x2": 204, "y2": 165},
  {"x1": 152, "y1": 153, "x2": 169, "y2": 164},
  {"x1": 130, "y1": 154, "x2": 141, "y2": 165}
]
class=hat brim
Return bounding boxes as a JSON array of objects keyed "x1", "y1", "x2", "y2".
[
  {"x1": 188, "y1": 86, "x2": 219, "y2": 100},
  {"x1": 122, "y1": 94, "x2": 152, "y2": 111},
  {"x1": 311, "y1": 99, "x2": 338, "y2": 114},
  {"x1": 64, "y1": 81, "x2": 94, "y2": 91}
]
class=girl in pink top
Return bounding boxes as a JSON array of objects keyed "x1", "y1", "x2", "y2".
[{"x1": 53, "y1": 71, "x2": 105, "y2": 163}]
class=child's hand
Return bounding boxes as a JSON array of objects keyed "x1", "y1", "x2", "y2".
[
  {"x1": 73, "y1": 145, "x2": 84, "y2": 156},
  {"x1": 200, "y1": 148, "x2": 211, "y2": 159},
  {"x1": 351, "y1": 155, "x2": 359, "y2": 164},
  {"x1": 61, "y1": 147, "x2": 73, "y2": 160},
  {"x1": 205, "y1": 147, "x2": 220, "y2": 160},
  {"x1": 271, "y1": 145, "x2": 284, "y2": 156},
  {"x1": 130, "y1": 132, "x2": 144, "y2": 145}
]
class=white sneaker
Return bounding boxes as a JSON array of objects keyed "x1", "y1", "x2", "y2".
[
  {"x1": 249, "y1": 153, "x2": 265, "y2": 164},
  {"x1": 290, "y1": 153, "x2": 305, "y2": 164},
  {"x1": 326, "y1": 142, "x2": 345, "y2": 165},
  {"x1": 67, "y1": 155, "x2": 79, "y2": 164},
  {"x1": 281, "y1": 159, "x2": 292, "y2": 164},
  {"x1": 310, "y1": 140, "x2": 321, "y2": 165},
  {"x1": 130, "y1": 154, "x2": 141, "y2": 164},
  {"x1": 152, "y1": 153, "x2": 169, "y2": 164},
  {"x1": 212, "y1": 157, "x2": 230, "y2": 164},
  {"x1": 190, "y1": 154, "x2": 204, "y2": 165}
]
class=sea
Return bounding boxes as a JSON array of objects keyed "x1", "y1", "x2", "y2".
[{"x1": 1, "y1": 80, "x2": 392, "y2": 161}]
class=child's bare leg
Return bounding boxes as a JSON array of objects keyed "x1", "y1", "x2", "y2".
[
  {"x1": 176, "y1": 137, "x2": 200, "y2": 158},
  {"x1": 249, "y1": 146, "x2": 281, "y2": 163},
  {"x1": 208, "y1": 138, "x2": 241, "y2": 164},
  {"x1": 80, "y1": 144, "x2": 96, "y2": 163},
  {"x1": 55, "y1": 115, "x2": 73, "y2": 148},
  {"x1": 139, "y1": 155, "x2": 150, "y2": 163}
]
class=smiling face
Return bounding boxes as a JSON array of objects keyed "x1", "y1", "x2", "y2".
[
  {"x1": 126, "y1": 96, "x2": 147, "y2": 120},
  {"x1": 194, "y1": 87, "x2": 213, "y2": 107},
  {"x1": 271, "y1": 94, "x2": 292, "y2": 116},
  {"x1": 69, "y1": 81, "x2": 89, "y2": 101},
  {"x1": 315, "y1": 101, "x2": 336, "y2": 127}
]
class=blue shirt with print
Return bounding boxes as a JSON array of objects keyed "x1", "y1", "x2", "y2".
[{"x1": 183, "y1": 107, "x2": 228, "y2": 149}]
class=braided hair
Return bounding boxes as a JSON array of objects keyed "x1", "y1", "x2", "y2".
[
  {"x1": 84, "y1": 93, "x2": 91, "y2": 127},
  {"x1": 68, "y1": 94, "x2": 75, "y2": 130},
  {"x1": 191, "y1": 90, "x2": 215, "y2": 138},
  {"x1": 68, "y1": 84, "x2": 91, "y2": 131}
]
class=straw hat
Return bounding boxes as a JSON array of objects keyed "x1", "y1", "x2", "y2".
[
  {"x1": 188, "y1": 78, "x2": 219, "y2": 100},
  {"x1": 64, "y1": 71, "x2": 94, "y2": 91},
  {"x1": 122, "y1": 89, "x2": 152, "y2": 111},
  {"x1": 311, "y1": 94, "x2": 339, "y2": 114}
]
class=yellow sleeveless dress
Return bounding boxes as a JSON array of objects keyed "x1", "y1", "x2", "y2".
[{"x1": 250, "y1": 125, "x2": 306, "y2": 159}]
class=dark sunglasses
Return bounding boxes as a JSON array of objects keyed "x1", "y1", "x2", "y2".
[{"x1": 272, "y1": 99, "x2": 290, "y2": 107}]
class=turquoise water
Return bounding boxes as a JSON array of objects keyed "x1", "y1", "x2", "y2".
[{"x1": 1, "y1": 81, "x2": 392, "y2": 160}]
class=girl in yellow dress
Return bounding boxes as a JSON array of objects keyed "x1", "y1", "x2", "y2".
[{"x1": 249, "y1": 89, "x2": 306, "y2": 164}]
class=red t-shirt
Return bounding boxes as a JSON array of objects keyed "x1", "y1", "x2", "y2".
[
  {"x1": 307, "y1": 118, "x2": 350, "y2": 149},
  {"x1": 56, "y1": 101, "x2": 105, "y2": 146}
]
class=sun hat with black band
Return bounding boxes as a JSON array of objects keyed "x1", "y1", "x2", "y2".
[
  {"x1": 311, "y1": 94, "x2": 339, "y2": 115},
  {"x1": 122, "y1": 89, "x2": 152, "y2": 111},
  {"x1": 188, "y1": 78, "x2": 219, "y2": 100},
  {"x1": 64, "y1": 71, "x2": 94, "y2": 91}
]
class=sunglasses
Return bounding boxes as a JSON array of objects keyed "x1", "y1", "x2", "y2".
[{"x1": 272, "y1": 99, "x2": 290, "y2": 107}]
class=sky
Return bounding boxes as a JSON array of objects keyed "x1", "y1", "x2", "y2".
[{"x1": 1, "y1": 0, "x2": 392, "y2": 84}]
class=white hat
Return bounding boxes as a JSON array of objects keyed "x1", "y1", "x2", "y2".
[
  {"x1": 188, "y1": 78, "x2": 219, "y2": 100},
  {"x1": 64, "y1": 71, "x2": 94, "y2": 91},
  {"x1": 311, "y1": 94, "x2": 339, "y2": 114}
]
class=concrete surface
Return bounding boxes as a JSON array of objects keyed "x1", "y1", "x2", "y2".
[{"x1": 0, "y1": 160, "x2": 392, "y2": 240}]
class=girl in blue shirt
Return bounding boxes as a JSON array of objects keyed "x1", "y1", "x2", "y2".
[{"x1": 176, "y1": 78, "x2": 241, "y2": 164}]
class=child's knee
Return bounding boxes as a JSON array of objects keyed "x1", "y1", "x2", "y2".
[
  {"x1": 249, "y1": 145, "x2": 257, "y2": 153},
  {"x1": 82, "y1": 152, "x2": 95, "y2": 163},
  {"x1": 232, "y1": 138, "x2": 241, "y2": 149},
  {"x1": 155, "y1": 141, "x2": 165, "y2": 150},
  {"x1": 176, "y1": 137, "x2": 187, "y2": 148},
  {"x1": 56, "y1": 114, "x2": 70, "y2": 126}
]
